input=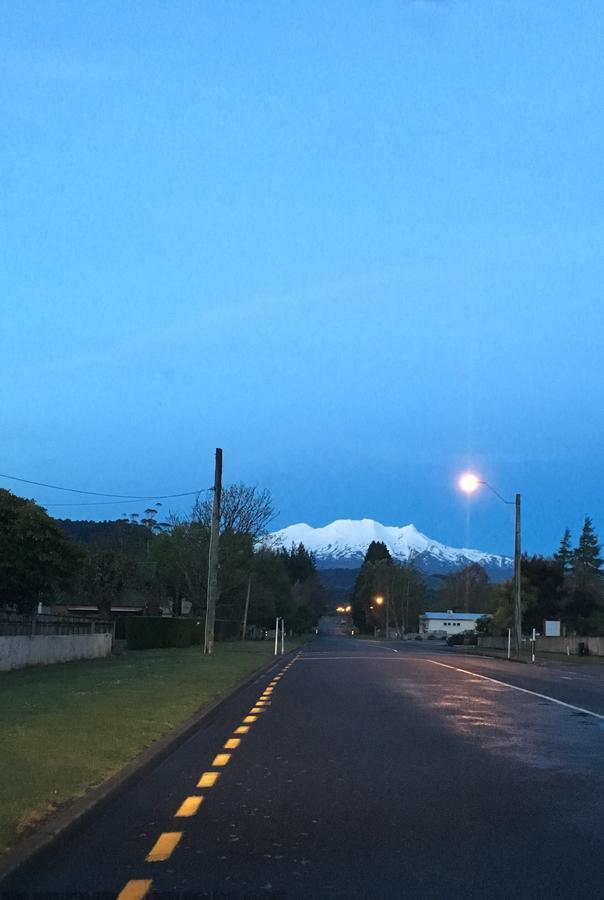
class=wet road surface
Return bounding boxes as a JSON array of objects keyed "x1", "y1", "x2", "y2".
[{"x1": 2, "y1": 637, "x2": 604, "y2": 899}]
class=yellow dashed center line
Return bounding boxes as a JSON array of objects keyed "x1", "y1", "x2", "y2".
[
  {"x1": 119, "y1": 668, "x2": 292, "y2": 896},
  {"x1": 117, "y1": 880, "x2": 153, "y2": 900},
  {"x1": 146, "y1": 832, "x2": 183, "y2": 862},
  {"x1": 212, "y1": 752, "x2": 231, "y2": 767},
  {"x1": 175, "y1": 796, "x2": 204, "y2": 817},
  {"x1": 198, "y1": 771, "x2": 220, "y2": 788}
]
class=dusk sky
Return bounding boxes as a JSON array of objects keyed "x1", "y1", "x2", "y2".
[{"x1": 2, "y1": 1, "x2": 603, "y2": 558}]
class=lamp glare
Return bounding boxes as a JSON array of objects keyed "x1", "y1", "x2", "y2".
[{"x1": 459, "y1": 472, "x2": 480, "y2": 494}]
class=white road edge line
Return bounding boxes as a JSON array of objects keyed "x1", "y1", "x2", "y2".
[{"x1": 426, "y1": 659, "x2": 604, "y2": 721}]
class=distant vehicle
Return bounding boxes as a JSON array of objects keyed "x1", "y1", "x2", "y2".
[{"x1": 446, "y1": 633, "x2": 465, "y2": 646}]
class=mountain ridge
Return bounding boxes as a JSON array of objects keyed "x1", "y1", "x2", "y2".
[{"x1": 266, "y1": 518, "x2": 512, "y2": 581}]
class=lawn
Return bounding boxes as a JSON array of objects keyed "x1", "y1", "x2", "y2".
[{"x1": 0, "y1": 641, "x2": 295, "y2": 855}]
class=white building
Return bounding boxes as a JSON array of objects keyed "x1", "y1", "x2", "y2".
[{"x1": 419, "y1": 611, "x2": 485, "y2": 635}]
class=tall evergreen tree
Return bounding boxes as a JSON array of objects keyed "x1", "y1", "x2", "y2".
[
  {"x1": 573, "y1": 517, "x2": 602, "y2": 576},
  {"x1": 351, "y1": 542, "x2": 392, "y2": 632},
  {"x1": 568, "y1": 517, "x2": 603, "y2": 621},
  {"x1": 554, "y1": 528, "x2": 573, "y2": 572}
]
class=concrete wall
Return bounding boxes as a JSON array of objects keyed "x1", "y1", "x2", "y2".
[
  {"x1": 0, "y1": 632, "x2": 113, "y2": 671},
  {"x1": 478, "y1": 635, "x2": 604, "y2": 656}
]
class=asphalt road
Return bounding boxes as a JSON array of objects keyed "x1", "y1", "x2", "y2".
[{"x1": 3, "y1": 637, "x2": 604, "y2": 899}]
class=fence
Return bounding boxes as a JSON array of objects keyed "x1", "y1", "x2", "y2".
[
  {"x1": 0, "y1": 614, "x2": 114, "y2": 672},
  {"x1": 0, "y1": 614, "x2": 114, "y2": 637},
  {"x1": 477, "y1": 634, "x2": 604, "y2": 657}
]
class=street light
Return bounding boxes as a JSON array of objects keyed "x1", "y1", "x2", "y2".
[
  {"x1": 459, "y1": 472, "x2": 522, "y2": 655},
  {"x1": 374, "y1": 594, "x2": 390, "y2": 639}
]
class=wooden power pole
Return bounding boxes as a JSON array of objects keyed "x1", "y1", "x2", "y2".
[
  {"x1": 204, "y1": 448, "x2": 222, "y2": 654},
  {"x1": 242, "y1": 574, "x2": 252, "y2": 640}
]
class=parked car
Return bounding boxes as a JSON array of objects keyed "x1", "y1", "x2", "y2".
[{"x1": 446, "y1": 633, "x2": 465, "y2": 646}]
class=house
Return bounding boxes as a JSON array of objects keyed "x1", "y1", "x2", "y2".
[{"x1": 419, "y1": 610, "x2": 485, "y2": 635}]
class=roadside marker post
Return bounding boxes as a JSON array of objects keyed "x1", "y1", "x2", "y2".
[
  {"x1": 281, "y1": 617, "x2": 285, "y2": 655},
  {"x1": 507, "y1": 628, "x2": 511, "y2": 660},
  {"x1": 531, "y1": 627, "x2": 536, "y2": 663},
  {"x1": 274, "y1": 618, "x2": 280, "y2": 655}
]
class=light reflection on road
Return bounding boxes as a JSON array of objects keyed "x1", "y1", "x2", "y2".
[{"x1": 397, "y1": 670, "x2": 603, "y2": 777}]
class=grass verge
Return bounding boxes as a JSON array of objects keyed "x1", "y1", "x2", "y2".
[{"x1": 0, "y1": 641, "x2": 299, "y2": 855}]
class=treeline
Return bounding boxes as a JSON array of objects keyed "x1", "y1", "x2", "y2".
[
  {"x1": 0, "y1": 485, "x2": 325, "y2": 635},
  {"x1": 487, "y1": 517, "x2": 604, "y2": 636},
  {"x1": 351, "y1": 516, "x2": 604, "y2": 638}
]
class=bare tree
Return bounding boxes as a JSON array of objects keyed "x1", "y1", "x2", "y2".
[{"x1": 192, "y1": 483, "x2": 275, "y2": 540}]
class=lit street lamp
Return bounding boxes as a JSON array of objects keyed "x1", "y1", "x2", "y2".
[
  {"x1": 459, "y1": 472, "x2": 522, "y2": 654},
  {"x1": 374, "y1": 594, "x2": 390, "y2": 639}
]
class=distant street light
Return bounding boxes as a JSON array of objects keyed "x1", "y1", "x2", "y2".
[{"x1": 459, "y1": 472, "x2": 522, "y2": 654}]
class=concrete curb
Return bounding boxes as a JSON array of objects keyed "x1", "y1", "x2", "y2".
[{"x1": 0, "y1": 646, "x2": 299, "y2": 885}]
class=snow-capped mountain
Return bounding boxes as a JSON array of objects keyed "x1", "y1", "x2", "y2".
[{"x1": 266, "y1": 518, "x2": 512, "y2": 580}]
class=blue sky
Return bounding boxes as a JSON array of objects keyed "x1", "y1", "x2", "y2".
[{"x1": 2, "y1": 0, "x2": 603, "y2": 557}]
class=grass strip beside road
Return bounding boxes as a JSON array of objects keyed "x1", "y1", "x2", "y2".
[{"x1": 0, "y1": 641, "x2": 298, "y2": 856}]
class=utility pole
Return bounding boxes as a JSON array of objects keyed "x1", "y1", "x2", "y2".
[
  {"x1": 385, "y1": 578, "x2": 390, "y2": 640},
  {"x1": 513, "y1": 493, "x2": 522, "y2": 655},
  {"x1": 204, "y1": 448, "x2": 222, "y2": 655},
  {"x1": 241, "y1": 574, "x2": 252, "y2": 641}
]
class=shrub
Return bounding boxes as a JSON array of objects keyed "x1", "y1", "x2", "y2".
[{"x1": 120, "y1": 616, "x2": 204, "y2": 650}]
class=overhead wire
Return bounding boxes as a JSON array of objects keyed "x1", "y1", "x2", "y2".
[{"x1": 0, "y1": 471, "x2": 210, "y2": 506}]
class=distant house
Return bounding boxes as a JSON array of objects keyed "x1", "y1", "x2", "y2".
[{"x1": 419, "y1": 611, "x2": 485, "y2": 635}]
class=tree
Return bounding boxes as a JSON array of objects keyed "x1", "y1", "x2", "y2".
[
  {"x1": 279, "y1": 543, "x2": 326, "y2": 633},
  {"x1": 568, "y1": 517, "x2": 603, "y2": 621},
  {"x1": 554, "y1": 528, "x2": 573, "y2": 573},
  {"x1": 193, "y1": 484, "x2": 275, "y2": 541},
  {"x1": 0, "y1": 489, "x2": 81, "y2": 614},
  {"x1": 150, "y1": 517, "x2": 211, "y2": 615},
  {"x1": 79, "y1": 550, "x2": 137, "y2": 615},
  {"x1": 351, "y1": 542, "x2": 393, "y2": 632},
  {"x1": 438, "y1": 564, "x2": 491, "y2": 614},
  {"x1": 519, "y1": 555, "x2": 564, "y2": 631},
  {"x1": 390, "y1": 564, "x2": 426, "y2": 633}
]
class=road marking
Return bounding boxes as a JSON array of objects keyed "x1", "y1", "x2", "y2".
[
  {"x1": 146, "y1": 832, "x2": 183, "y2": 862},
  {"x1": 175, "y1": 796, "x2": 204, "y2": 817},
  {"x1": 198, "y1": 771, "x2": 220, "y2": 788},
  {"x1": 250, "y1": 706, "x2": 265, "y2": 714},
  {"x1": 243, "y1": 714, "x2": 257, "y2": 724},
  {"x1": 427, "y1": 660, "x2": 604, "y2": 720},
  {"x1": 224, "y1": 738, "x2": 241, "y2": 749},
  {"x1": 117, "y1": 880, "x2": 153, "y2": 900},
  {"x1": 212, "y1": 753, "x2": 231, "y2": 766},
  {"x1": 235, "y1": 725, "x2": 250, "y2": 734}
]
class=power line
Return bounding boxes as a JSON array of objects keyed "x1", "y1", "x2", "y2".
[
  {"x1": 0, "y1": 471, "x2": 207, "y2": 501},
  {"x1": 43, "y1": 494, "x2": 209, "y2": 509}
]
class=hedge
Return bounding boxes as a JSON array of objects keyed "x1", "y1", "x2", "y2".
[{"x1": 117, "y1": 616, "x2": 204, "y2": 650}]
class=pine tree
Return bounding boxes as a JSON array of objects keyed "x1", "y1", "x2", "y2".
[
  {"x1": 351, "y1": 542, "x2": 392, "y2": 632},
  {"x1": 567, "y1": 517, "x2": 603, "y2": 622},
  {"x1": 573, "y1": 517, "x2": 602, "y2": 578},
  {"x1": 554, "y1": 528, "x2": 573, "y2": 572}
]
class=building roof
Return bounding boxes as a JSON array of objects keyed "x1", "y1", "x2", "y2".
[{"x1": 421, "y1": 612, "x2": 484, "y2": 620}]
